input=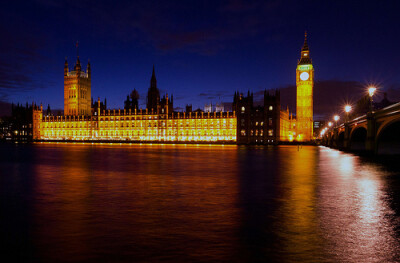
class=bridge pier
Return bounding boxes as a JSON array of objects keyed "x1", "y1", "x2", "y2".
[
  {"x1": 343, "y1": 123, "x2": 350, "y2": 150},
  {"x1": 327, "y1": 132, "x2": 333, "y2": 147},
  {"x1": 332, "y1": 128, "x2": 338, "y2": 148},
  {"x1": 366, "y1": 112, "x2": 376, "y2": 153}
]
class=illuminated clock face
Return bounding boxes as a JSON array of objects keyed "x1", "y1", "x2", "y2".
[{"x1": 300, "y1": 72, "x2": 309, "y2": 81}]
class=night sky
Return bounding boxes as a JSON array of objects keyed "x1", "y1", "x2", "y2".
[{"x1": 1, "y1": 0, "x2": 400, "y2": 119}]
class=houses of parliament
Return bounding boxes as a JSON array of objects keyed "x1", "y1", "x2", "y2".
[{"x1": 33, "y1": 34, "x2": 314, "y2": 143}]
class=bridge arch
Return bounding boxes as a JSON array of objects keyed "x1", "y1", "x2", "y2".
[
  {"x1": 376, "y1": 119, "x2": 400, "y2": 155},
  {"x1": 349, "y1": 126, "x2": 367, "y2": 151}
]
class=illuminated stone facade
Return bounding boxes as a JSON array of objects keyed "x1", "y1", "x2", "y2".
[
  {"x1": 64, "y1": 57, "x2": 91, "y2": 116},
  {"x1": 280, "y1": 108, "x2": 296, "y2": 142},
  {"x1": 33, "y1": 104, "x2": 236, "y2": 142},
  {"x1": 33, "y1": 61, "x2": 236, "y2": 143},
  {"x1": 296, "y1": 32, "x2": 314, "y2": 141},
  {"x1": 33, "y1": 35, "x2": 315, "y2": 144}
]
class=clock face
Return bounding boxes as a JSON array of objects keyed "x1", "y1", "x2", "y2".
[{"x1": 300, "y1": 72, "x2": 309, "y2": 81}]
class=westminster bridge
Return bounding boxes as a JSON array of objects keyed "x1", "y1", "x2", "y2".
[{"x1": 321, "y1": 101, "x2": 400, "y2": 155}]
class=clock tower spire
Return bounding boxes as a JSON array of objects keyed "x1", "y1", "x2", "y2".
[
  {"x1": 295, "y1": 31, "x2": 314, "y2": 141},
  {"x1": 299, "y1": 31, "x2": 312, "y2": 65}
]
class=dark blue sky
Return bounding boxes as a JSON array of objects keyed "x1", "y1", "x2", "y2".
[{"x1": 1, "y1": 0, "x2": 400, "y2": 118}]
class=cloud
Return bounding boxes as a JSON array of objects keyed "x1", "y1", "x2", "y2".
[
  {"x1": 382, "y1": 84, "x2": 400, "y2": 102},
  {"x1": 198, "y1": 91, "x2": 231, "y2": 101},
  {"x1": 173, "y1": 106, "x2": 184, "y2": 111},
  {"x1": 138, "y1": 0, "x2": 284, "y2": 54},
  {"x1": 35, "y1": 0, "x2": 284, "y2": 55},
  {"x1": 0, "y1": 18, "x2": 49, "y2": 100}
]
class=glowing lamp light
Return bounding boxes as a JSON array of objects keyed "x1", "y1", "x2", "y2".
[
  {"x1": 334, "y1": 115, "x2": 340, "y2": 122},
  {"x1": 328, "y1": 122, "x2": 332, "y2": 127},
  {"x1": 344, "y1": 105, "x2": 352, "y2": 113},
  {"x1": 368, "y1": 86, "x2": 376, "y2": 97}
]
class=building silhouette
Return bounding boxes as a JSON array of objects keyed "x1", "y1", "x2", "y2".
[{"x1": 233, "y1": 90, "x2": 284, "y2": 144}]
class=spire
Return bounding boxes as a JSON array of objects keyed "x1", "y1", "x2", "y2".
[
  {"x1": 87, "y1": 59, "x2": 91, "y2": 77},
  {"x1": 64, "y1": 57, "x2": 68, "y2": 76},
  {"x1": 150, "y1": 65, "x2": 157, "y2": 89},
  {"x1": 76, "y1": 41, "x2": 79, "y2": 59},
  {"x1": 298, "y1": 31, "x2": 312, "y2": 65},
  {"x1": 75, "y1": 41, "x2": 81, "y2": 71},
  {"x1": 302, "y1": 31, "x2": 309, "y2": 52}
]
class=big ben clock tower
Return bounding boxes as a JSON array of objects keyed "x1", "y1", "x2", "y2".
[{"x1": 296, "y1": 32, "x2": 314, "y2": 141}]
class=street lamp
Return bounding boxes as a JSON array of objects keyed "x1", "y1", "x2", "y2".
[
  {"x1": 328, "y1": 122, "x2": 332, "y2": 127},
  {"x1": 334, "y1": 115, "x2": 340, "y2": 122},
  {"x1": 344, "y1": 105, "x2": 352, "y2": 122},
  {"x1": 368, "y1": 86, "x2": 376, "y2": 97},
  {"x1": 368, "y1": 86, "x2": 376, "y2": 112},
  {"x1": 334, "y1": 115, "x2": 340, "y2": 127}
]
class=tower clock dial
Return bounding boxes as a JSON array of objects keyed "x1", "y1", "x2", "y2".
[{"x1": 300, "y1": 72, "x2": 309, "y2": 81}]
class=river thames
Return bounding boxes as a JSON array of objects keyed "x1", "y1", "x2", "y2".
[{"x1": 1, "y1": 143, "x2": 400, "y2": 262}]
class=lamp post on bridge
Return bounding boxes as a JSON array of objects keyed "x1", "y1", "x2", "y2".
[
  {"x1": 332, "y1": 115, "x2": 340, "y2": 148},
  {"x1": 366, "y1": 86, "x2": 377, "y2": 152},
  {"x1": 334, "y1": 115, "x2": 340, "y2": 127},
  {"x1": 343, "y1": 105, "x2": 352, "y2": 149},
  {"x1": 368, "y1": 86, "x2": 376, "y2": 112},
  {"x1": 344, "y1": 105, "x2": 352, "y2": 122}
]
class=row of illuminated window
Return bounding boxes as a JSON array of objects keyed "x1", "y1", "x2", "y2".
[
  {"x1": 43, "y1": 120, "x2": 236, "y2": 129},
  {"x1": 43, "y1": 122, "x2": 91, "y2": 128},
  {"x1": 296, "y1": 101, "x2": 313, "y2": 107},
  {"x1": 296, "y1": 90, "x2": 313, "y2": 97},
  {"x1": 42, "y1": 130, "x2": 236, "y2": 137},
  {"x1": 240, "y1": 129, "x2": 273, "y2": 136},
  {"x1": 241, "y1": 105, "x2": 274, "y2": 113},
  {"x1": 43, "y1": 116, "x2": 235, "y2": 122},
  {"x1": 66, "y1": 108, "x2": 90, "y2": 116},
  {"x1": 66, "y1": 72, "x2": 89, "y2": 78},
  {"x1": 98, "y1": 116, "x2": 234, "y2": 121},
  {"x1": 98, "y1": 122, "x2": 235, "y2": 128},
  {"x1": 240, "y1": 119, "x2": 273, "y2": 126},
  {"x1": 67, "y1": 89, "x2": 89, "y2": 100}
]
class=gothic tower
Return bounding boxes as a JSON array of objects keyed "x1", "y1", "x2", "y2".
[
  {"x1": 64, "y1": 50, "x2": 91, "y2": 116},
  {"x1": 296, "y1": 32, "x2": 314, "y2": 141},
  {"x1": 146, "y1": 65, "x2": 160, "y2": 112}
]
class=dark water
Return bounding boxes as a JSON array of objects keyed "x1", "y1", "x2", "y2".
[{"x1": 1, "y1": 143, "x2": 400, "y2": 262}]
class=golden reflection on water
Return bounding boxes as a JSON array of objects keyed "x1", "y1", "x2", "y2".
[
  {"x1": 318, "y1": 147, "x2": 399, "y2": 263},
  {"x1": 275, "y1": 146, "x2": 321, "y2": 261},
  {"x1": 31, "y1": 143, "x2": 241, "y2": 262},
  {"x1": 7, "y1": 143, "x2": 399, "y2": 262},
  {"x1": 34, "y1": 146, "x2": 93, "y2": 259}
]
